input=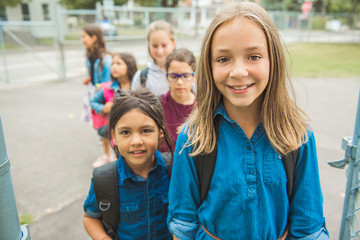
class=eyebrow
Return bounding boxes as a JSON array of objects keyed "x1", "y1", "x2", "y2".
[
  {"x1": 212, "y1": 45, "x2": 267, "y2": 53},
  {"x1": 116, "y1": 125, "x2": 156, "y2": 130}
]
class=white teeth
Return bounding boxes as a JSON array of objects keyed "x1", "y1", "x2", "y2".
[
  {"x1": 232, "y1": 85, "x2": 248, "y2": 90},
  {"x1": 132, "y1": 151, "x2": 143, "y2": 153}
]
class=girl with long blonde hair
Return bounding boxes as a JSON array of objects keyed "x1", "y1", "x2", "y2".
[{"x1": 168, "y1": 2, "x2": 329, "y2": 239}]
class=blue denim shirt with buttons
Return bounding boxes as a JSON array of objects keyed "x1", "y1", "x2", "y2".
[
  {"x1": 84, "y1": 150, "x2": 172, "y2": 240},
  {"x1": 167, "y1": 102, "x2": 329, "y2": 240}
]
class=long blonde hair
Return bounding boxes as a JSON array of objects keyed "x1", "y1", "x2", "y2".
[{"x1": 183, "y1": 2, "x2": 309, "y2": 156}]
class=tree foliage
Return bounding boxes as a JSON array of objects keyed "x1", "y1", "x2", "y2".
[
  {"x1": 261, "y1": 0, "x2": 360, "y2": 13},
  {"x1": 59, "y1": 0, "x2": 128, "y2": 10},
  {"x1": 0, "y1": 0, "x2": 21, "y2": 8}
]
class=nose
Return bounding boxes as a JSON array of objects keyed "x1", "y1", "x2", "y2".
[
  {"x1": 176, "y1": 77, "x2": 184, "y2": 84},
  {"x1": 229, "y1": 59, "x2": 248, "y2": 79},
  {"x1": 131, "y1": 133, "x2": 143, "y2": 146},
  {"x1": 157, "y1": 46, "x2": 164, "y2": 55}
]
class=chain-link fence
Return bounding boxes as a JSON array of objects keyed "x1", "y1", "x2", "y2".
[
  {"x1": 0, "y1": 20, "x2": 65, "y2": 86},
  {"x1": 57, "y1": 4, "x2": 360, "y2": 45},
  {"x1": 329, "y1": 90, "x2": 360, "y2": 239},
  {"x1": 1, "y1": 4, "x2": 360, "y2": 85}
]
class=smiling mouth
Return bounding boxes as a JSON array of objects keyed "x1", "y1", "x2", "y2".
[
  {"x1": 130, "y1": 150, "x2": 146, "y2": 154},
  {"x1": 229, "y1": 83, "x2": 254, "y2": 90}
]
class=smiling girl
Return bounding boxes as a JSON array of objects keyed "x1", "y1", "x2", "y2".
[
  {"x1": 131, "y1": 20, "x2": 176, "y2": 96},
  {"x1": 84, "y1": 88, "x2": 173, "y2": 240},
  {"x1": 168, "y1": 2, "x2": 329, "y2": 239}
]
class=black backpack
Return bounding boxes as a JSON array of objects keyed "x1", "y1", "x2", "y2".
[
  {"x1": 195, "y1": 120, "x2": 299, "y2": 204},
  {"x1": 140, "y1": 67, "x2": 149, "y2": 87},
  {"x1": 92, "y1": 156, "x2": 171, "y2": 240},
  {"x1": 93, "y1": 161, "x2": 120, "y2": 240}
]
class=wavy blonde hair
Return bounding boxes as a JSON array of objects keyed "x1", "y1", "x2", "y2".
[{"x1": 183, "y1": 1, "x2": 309, "y2": 156}]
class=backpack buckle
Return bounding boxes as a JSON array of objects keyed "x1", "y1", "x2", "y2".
[{"x1": 99, "y1": 200, "x2": 111, "y2": 211}]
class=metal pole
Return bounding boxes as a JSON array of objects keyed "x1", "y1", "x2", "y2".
[
  {"x1": 0, "y1": 25, "x2": 10, "y2": 84},
  {"x1": 55, "y1": 5, "x2": 66, "y2": 81},
  {"x1": 0, "y1": 117, "x2": 31, "y2": 239},
  {"x1": 338, "y1": 89, "x2": 360, "y2": 239}
]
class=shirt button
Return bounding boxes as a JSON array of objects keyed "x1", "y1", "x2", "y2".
[
  {"x1": 278, "y1": 154, "x2": 282, "y2": 159},
  {"x1": 248, "y1": 169, "x2": 255, "y2": 174},
  {"x1": 247, "y1": 146, "x2": 252, "y2": 151}
]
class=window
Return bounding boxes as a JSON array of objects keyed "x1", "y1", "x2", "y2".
[
  {"x1": 0, "y1": 6, "x2": 7, "y2": 21},
  {"x1": 42, "y1": 4, "x2": 50, "y2": 21},
  {"x1": 21, "y1": 3, "x2": 30, "y2": 21}
]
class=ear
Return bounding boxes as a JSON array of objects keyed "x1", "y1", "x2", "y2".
[
  {"x1": 111, "y1": 129, "x2": 117, "y2": 146},
  {"x1": 91, "y1": 35, "x2": 97, "y2": 43},
  {"x1": 159, "y1": 129, "x2": 164, "y2": 142}
]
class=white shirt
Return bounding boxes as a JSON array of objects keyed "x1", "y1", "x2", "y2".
[{"x1": 131, "y1": 60, "x2": 169, "y2": 97}]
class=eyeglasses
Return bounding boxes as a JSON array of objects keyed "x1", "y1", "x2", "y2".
[{"x1": 166, "y1": 72, "x2": 194, "y2": 82}]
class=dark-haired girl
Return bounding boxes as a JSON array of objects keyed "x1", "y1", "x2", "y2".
[{"x1": 84, "y1": 88, "x2": 172, "y2": 240}]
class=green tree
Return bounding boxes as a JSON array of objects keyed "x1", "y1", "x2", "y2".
[
  {"x1": 0, "y1": 0, "x2": 21, "y2": 8},
  {"x1": 60, "y1": 0, "x2": 128, "y2": 10}
]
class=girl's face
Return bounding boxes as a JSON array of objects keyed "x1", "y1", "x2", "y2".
[
  {"x1": 111, "y1": 109, "x2": 163, "y2": 170},
  {"x1": 149, "y1": 30, "x2": 175, "y2": 68},
  {"x1": 167, "y1": 60, "x2": 195, "y2": 99},
  {"x1": 211, "y1": 17, "x2": 270, "y2": 115},
  {"x1": 111, "y1": 55, "x2": 128, "y2": 79},
  {"x1": 81, "y1": 30, "x2": 97, "y2": 49}
]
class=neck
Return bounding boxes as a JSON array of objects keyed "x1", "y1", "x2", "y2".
[
  {"x1": 171, "y1": 91, "x2": 196, "y2": 105},
  {"x1": 224, "y1": 98, "x2": 262, "y2": 140},
  {"x1": 117, "y1": 77, "x2": 131, "y2": 90},
  {"x1": 128, "y1": 157, "x2": 155, "y2": 179}
]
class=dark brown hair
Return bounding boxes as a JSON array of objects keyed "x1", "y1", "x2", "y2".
[
  {"x1": 111, "y1": 52, "x2": 138, "y2": 83},
  {"x1": 109, "y1": 88, "x2": 173, "y2": 164},
  {"x1": 83, "y1": 24, "x2": 107, "y2": 64},
  {"x1": 165, "y1": 48, "x2": 196, "y2": 72}
]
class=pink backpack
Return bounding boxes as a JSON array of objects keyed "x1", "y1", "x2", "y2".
[{"x1": 92, "y1": 82, "x2": 115, "y2": 129}]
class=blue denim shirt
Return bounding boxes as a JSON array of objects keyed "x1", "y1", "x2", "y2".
[
  {"x1": 86, "y1": 54, "x2": 112, "y2": 85},
  {"x1": 84, "y1": 150, "x2": 172, "y2": 240},
  {"x1": 90, "y1": 81, "x2": 120, "y2": 113},
  {"x1": 168, "y1": 103, "x2": 329, "y2": 240}
]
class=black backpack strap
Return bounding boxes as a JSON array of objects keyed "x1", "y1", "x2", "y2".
[
  {"x1": 140, "y1": 67, "x2": 149, "y2": 86},
  {"x1": 194, "y1": 120, "x2": 219, "y2": 204},
  {"x1": 281, "y1": 149, "x2": 299, "y2": 202},
  {"x1": 93, "y1": 161, "x2": 119, "y2": 240}
]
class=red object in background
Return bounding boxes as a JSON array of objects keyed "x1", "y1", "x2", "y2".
[
  {"x1": 302, "y1": 0, "x2": 313, "y2": 14},
  {"x1": 301, "y1": 0, "x2": 313, "y2": 19}
]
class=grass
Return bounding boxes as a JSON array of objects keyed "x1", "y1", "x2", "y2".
[
  {"x1": 19, "y1": 214, "x2": 33, "y2": 225},
  {"x1": 286, "y1": 43, "x2": 360, "y2": 78}
]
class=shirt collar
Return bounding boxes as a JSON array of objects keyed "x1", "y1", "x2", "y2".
[
  {"x1": 213, "y1": 101, "x2": 265, "y2": 141},
  {"x1": 117, "y1": 150, "x2": 166, "y2": 184},
  {"x1": 110, "y1": 80, "x2": 120, "y2": 89}
]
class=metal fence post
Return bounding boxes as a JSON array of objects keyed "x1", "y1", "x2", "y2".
[
  {"x1": 0, "y1": 117, "x2": 31, "y2": 239},
  {"x1": 0, "y1": 24, "x2": 10, "y2": 84},
  {"x1": 329, "y1": 89, "x2": 360, "y2": 239},
  {"x1": 55, "y1": 5, "x2": 66, "y2": 81}
]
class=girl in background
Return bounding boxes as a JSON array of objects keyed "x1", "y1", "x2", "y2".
[
  {"x1": 84, "y1": 88, "x2": 173, "y2": 240},
  {"x1": 168, "y1": 2, "x2": 329, "y2": 239},
  {"x1": 80, "y1": 25, "x2": 112, "y2": 166},
  {"x1": 90, "y1": 53, "x2": 137, "y2": 168},
  {"x1": 159, "y1": 48, "x2": 196, "y2": 153},
  {"x1": 131, "y1": 20, "x2": 176, "y2": 97}
]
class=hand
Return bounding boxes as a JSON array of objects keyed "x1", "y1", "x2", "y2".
[
  {"x1": 83, "y1": 77, "x2": 91, "y2": 85},
  {"x1": 102, "y1": 102, "x2": 114, "y2": 113}
]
